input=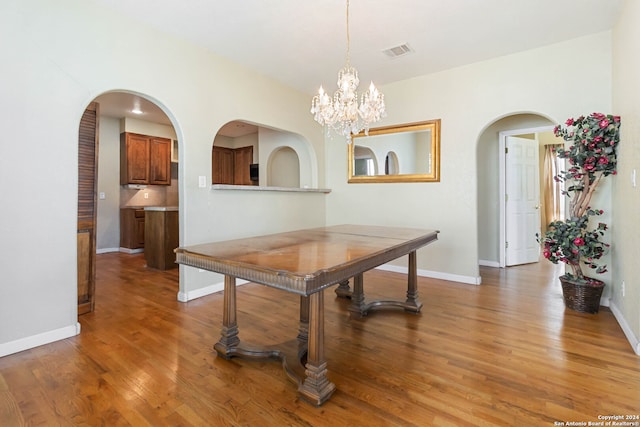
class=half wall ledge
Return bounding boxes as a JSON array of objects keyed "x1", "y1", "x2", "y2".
[{"x1": 211, "y1": 184, "x2": 331, "y2": 194}]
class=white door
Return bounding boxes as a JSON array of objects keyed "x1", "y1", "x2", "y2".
[{"x1": 505, "y1": 136, "x2": 540, "y2": 266}]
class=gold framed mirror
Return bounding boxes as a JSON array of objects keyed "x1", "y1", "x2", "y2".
[{"x1": 348, "y1": 119, "x2": 441, "y2": 183}]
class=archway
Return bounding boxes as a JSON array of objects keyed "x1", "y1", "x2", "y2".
[
  {"x1": 78, "y1": 90, "x2": 182, "y2": 315},
  {"x1": 476, "y1": 113, "x2": 557, "y2": 268},
  {"x1": 267, "y1": 146, "x2": 300, "y2": 187},
  {"x1": 385, "y1": 151, "x2": 399, "y2": 175},
  {"x1": 212, "y1": 120, "x2": 318, "y2": 189},
  {"x1": 353, "y1": 145, "x2": 378, "y2": 176}
]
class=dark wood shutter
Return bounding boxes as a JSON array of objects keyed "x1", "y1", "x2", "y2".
[{"x1": 77, "y1": 102, "x2": 99, "y2": 315}]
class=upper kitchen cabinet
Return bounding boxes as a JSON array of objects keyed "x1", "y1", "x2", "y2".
[
  {"x1": 212, "y1": 145, "x2": 255, "y2": 185},
  {"x1": 149, "y1": 137, "x2": 171, "y2": 184},
  {"x1": 120, "y1": 132, "x2": 171, "y2": 185}
]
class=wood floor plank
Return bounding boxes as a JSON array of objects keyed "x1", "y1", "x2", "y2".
[
  {"x1": 0, "y1": 253, "x2": 638, "y2": 426},
  {"x1": 0, "y1": 375, "x2": 24, "y2": 427}
]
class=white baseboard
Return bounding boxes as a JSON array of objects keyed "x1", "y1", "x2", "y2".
[
  {"x1": 177, "y1": 279, "x2": 249, "y2": 302},
  {"x1": 609, "y1": 301, "x2": 640, "y2": 356},
  {"x1": 119, "y1": 247, "x2": 144, "y2": 254},
  {"x1": 479, "y1": 259, "x2": 501, "y2": 268},
  {"x1": 0, "y1": 322, "x2": 81, "y2": 358},
  {"x1": 97, "y1": 247, "x2": 120, "y2": 254},
  {"x1": 375, "y1": 263, "x2": 482, "y2": 285}
]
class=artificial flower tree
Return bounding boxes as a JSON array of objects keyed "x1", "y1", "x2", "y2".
[{"x1": 538, "y1": 113, "x2": 620, "y2": 285}]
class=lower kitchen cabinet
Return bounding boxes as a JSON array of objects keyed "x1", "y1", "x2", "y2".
[
  {"x1": 120, "y1": 208, "x2": 145, "y2": 250},
  {"x1": 144, "y1": 208, "x2": 179, "y2": 270}
]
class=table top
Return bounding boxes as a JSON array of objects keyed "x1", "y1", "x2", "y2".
[{"x1": 175, "y1": 225, "x2": 439, "y2": 295}]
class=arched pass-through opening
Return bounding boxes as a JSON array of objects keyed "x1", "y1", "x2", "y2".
[{"x1": 212, "y1": 120, "x2": 319, "y2": 189}]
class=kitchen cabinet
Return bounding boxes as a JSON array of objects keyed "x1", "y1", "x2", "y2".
[
  {"x1": 144, "y1": 207, "x2": 179, "y2": 270},
  {"x1": 212, "y1": 146, "x2": 234, "y2": 185},
  {"x1": 120, "y1": 208, "x2": 145, "y2": 250},
  {"x1": 233, "y1": 146, "x2": 254, "y2": 185},
  {"x1": 120, "y1": 132, "x2": 171, "y2": 185},
  {"x1": 212, "y1": 145, "x2": 255, "y2": 185}
]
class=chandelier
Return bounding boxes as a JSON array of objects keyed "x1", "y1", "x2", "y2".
[{"x1": 310, "y1": 0, "x2": 386, "y2": 142}]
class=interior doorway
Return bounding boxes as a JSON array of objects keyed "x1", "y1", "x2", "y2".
[
  {"x1": 498, "y1": 126, "x2": 553, "y2": 267},
  {"x1": 499, "y1": 129, "x2": 546, "y2": 266},
  {"x1": 77, "y1": 91, "x2": 181, "y2": 317},
  {"x1": 476, "y1": 113, "x2": 558, "y2": 269}
]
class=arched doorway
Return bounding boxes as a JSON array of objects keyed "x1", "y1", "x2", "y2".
[
  {"x1": 476, "y1": 113, "x2": 558, "y2": 268},
  {"x1": 77, "y1": 91, "x2": 181, "y2": 315}
]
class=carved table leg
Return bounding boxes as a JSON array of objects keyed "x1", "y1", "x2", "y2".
[
  {"x1": 298, "y1": 290, "x2": 336, "y2": 406},
  {"x1": 214, "y1": 275, "x2": 240, "y2": 357},
  {"x1": 346, "y1": 252, "x2": 424, "y2": 317},
  {"x1": 347, "y1": 273, "x2": 366, "y2": 318},
  {"x1": 334, "y1": 279, "x2": 351, "y2": 298},
  {"x1": 297, "y1": 295, "x2": 309, "y2": 344},
  {"x1": 212, "y1": 277, "x2": 334, "y2": 405},
  {"x1": 404, "y1": 251, "x2": 423, "y2": 313}
]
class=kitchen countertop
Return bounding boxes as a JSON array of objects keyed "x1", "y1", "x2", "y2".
[{"x1": 144, "y1": 206, "x2": 179, "y2": 212}]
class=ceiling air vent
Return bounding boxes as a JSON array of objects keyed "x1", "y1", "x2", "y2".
[{"x1": 382, "y1": 43, "x2": 413, "y2": 59}]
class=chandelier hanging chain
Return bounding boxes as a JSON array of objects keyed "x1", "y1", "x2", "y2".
[
  {"x1": 345, "y1": 0, "x2": 351, "y2": 67},
  {"x1": 310, "y1": 0, "x2": 386, "y2": 142}
]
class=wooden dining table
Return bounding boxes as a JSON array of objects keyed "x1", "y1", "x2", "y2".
[{"x1": 174, "y1": 224, "x2": 439, "y2": 406}]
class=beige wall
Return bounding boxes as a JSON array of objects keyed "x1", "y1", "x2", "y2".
[
  {"x1": 612, "y1": 0, "x2": 640, "y2": 354},
  {"x1": 0, "y1": 0, "x2": 326, "y2": 355},
  {"x1": 96, "y1": 116, "x2": 121, "y2": 251},
  {"x1": 327, "y1": 32, "x2": 613, "y2": 285}
]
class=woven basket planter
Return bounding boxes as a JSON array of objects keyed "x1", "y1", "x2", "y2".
[{"x1": 559, "y1": 274, "x2": 605, "y2": 314}]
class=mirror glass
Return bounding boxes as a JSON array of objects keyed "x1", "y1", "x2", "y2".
[{"x1": 348, "y1": 119, "x2": 441, "y2": 183}]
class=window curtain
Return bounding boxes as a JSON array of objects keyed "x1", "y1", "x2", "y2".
[{"x1": 541, "y1": 144, "x2": 563, "y2": 230}]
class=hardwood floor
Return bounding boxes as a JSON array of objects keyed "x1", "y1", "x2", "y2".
[{"x1": 1, "y1": 253, "x2": 639, "y2": 426}]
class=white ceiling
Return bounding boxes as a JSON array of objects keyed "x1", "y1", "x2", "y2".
[
  {"x1": 95, "y1": 92, "x2": 170, "y2": 126},
  {"x1": 91, "y1": 0, "x2": 622, "y2": 130}
]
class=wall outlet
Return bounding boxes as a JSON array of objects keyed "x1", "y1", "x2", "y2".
[
  {"x1": 621, "y1": 280, "x2": 626, "y2": 298},
  {"x1": 144, "y1": 192, "x2": 149, "y2": 199}
]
